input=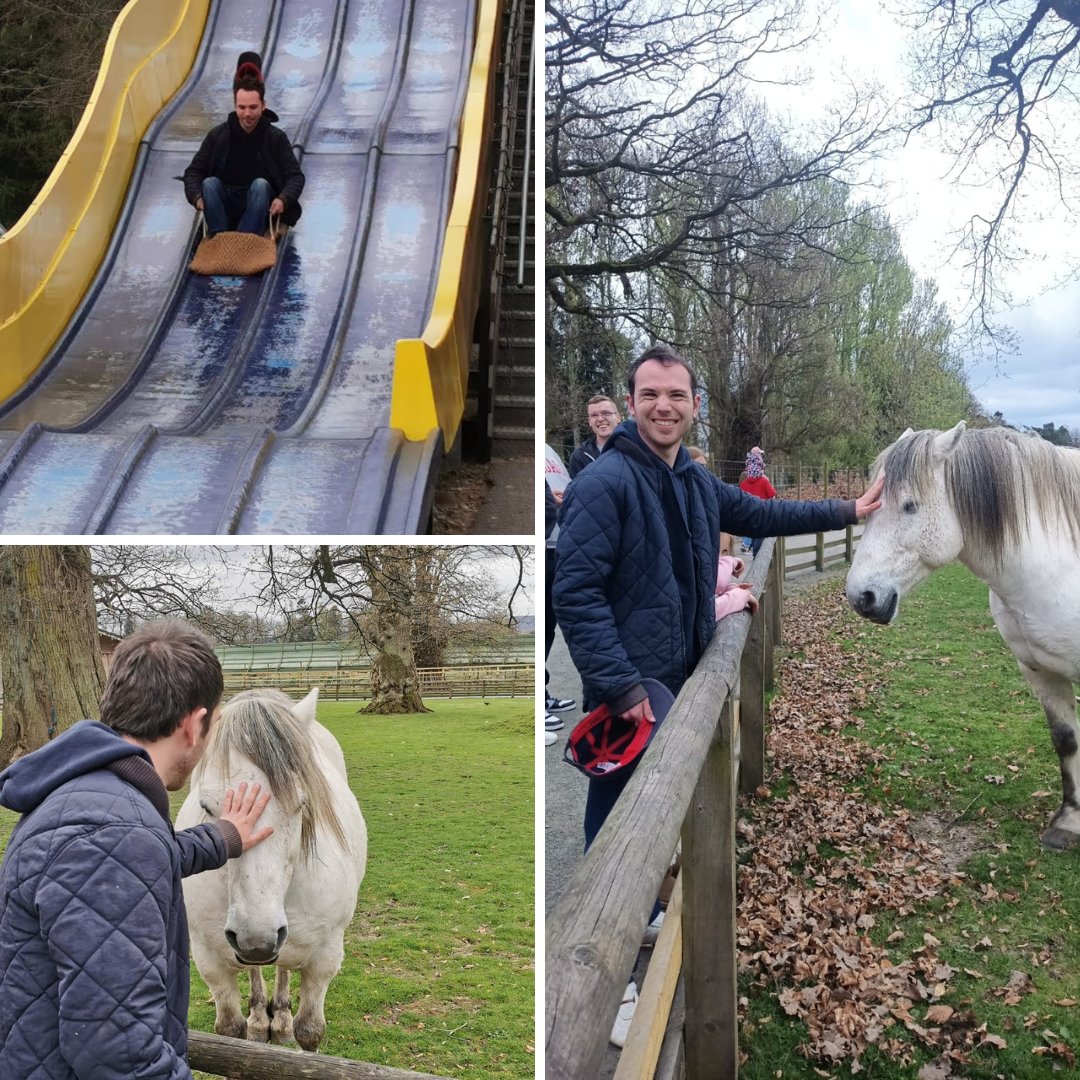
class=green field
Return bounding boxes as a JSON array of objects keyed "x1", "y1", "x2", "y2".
[
  {"x1": 1, "y1": 698, "x2": 535, "y2": 1079},
  {"x1": 739, "y1": 565, "x2": 1080, "y2": 1079}
]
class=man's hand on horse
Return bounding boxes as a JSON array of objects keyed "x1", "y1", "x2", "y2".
[
  {"x1": 221, "y1": 781, "x2": 274, "y2": 850},
  {"x1": 855, "y1": 475, "x2": 885, "y2": 519}
]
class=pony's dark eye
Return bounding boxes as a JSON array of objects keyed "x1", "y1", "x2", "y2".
[{"x1": 902, "y1": 498, "x2": 917, "y2": 514}]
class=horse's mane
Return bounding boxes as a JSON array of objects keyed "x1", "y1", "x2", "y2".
[
  {"x1": 196, "y1": 689, "x2": 349, "y2": 860},
  {"x1": 875, "y1": 426, "x2": 1080, "y2": 566}
]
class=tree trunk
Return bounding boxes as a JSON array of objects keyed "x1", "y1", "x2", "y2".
[
  {"x1": 0, "y1": 546, "x2": 105, "y2": 765},
  {"x1": 361, "y1": 609, "x2": 432, "y2": 715},
  {"x1": 358, "y1": 553, "x2": 431, "y2": 715}
]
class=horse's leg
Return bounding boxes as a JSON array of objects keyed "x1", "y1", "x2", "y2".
[
  {"x1": 1017, "y1": 663, "x2": 1080, "y2": 848},
  {"x1": 293, "y1": 950, "x2": 343, "y2": 1051},
  {"x1": 247, "y1": 967, "x2": 271, "y2": 1042},
  {"x1": 269, "y1": 966, "x2": 296, "y2": 1045},
  {"x1": 199, "y1": 954, "x2": 246, "y2": 1040}
]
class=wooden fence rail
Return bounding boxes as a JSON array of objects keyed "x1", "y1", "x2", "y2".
[
  {"x1": 545, "y1": 540, "x2": 784, "y2": 1080},
  {"x1": 188, "y1": 1030, "x2": 450, "y2": 1079},
  {"x1": 222, "y1": 664, "x2": 535, "y2": 700}
]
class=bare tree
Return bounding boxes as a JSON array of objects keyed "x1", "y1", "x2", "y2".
[
  {"x1": 902, "y1": 0, "x2": 1080, "y2": 316},
  {"x1": 546, "y1": 0, "x2": 892, "y2": 334},
  {"x1": 0, "y1": 547, "x2": 104, "y2": 765},
  {"x1": 254, "y1": 547, "x2": 528, "y2": 714},
  {"x1": 91, "y1": 546, "x2": 232, "y2": 637}
]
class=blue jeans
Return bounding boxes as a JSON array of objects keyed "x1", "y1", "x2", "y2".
[{"x1": 201, "y1": 177, "x2": 272, "y2": 235}]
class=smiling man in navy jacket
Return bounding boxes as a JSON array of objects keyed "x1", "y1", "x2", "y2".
[{"x1": 553, "y1": 344, "x2": 884, "y2": 848}]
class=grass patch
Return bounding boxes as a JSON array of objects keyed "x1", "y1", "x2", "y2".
[
  {"x1": 739, "y1": 566, "x2": 1080, "y2": 1078},
  {"x1": 1, "y1": 698, "x2": 534, "y2": 1078}
]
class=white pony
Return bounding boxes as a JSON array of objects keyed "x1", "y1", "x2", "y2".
[
  {"x1": 847, "y1": 421, "x2": 1080, "y2": 849},
  {"x1": 177, "y1": 688, "x2": 367, "y2": 1050}
]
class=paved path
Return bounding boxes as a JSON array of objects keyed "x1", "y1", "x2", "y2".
[{"x1": 543, "y1": 624, "x2": 588, "y2": 914}]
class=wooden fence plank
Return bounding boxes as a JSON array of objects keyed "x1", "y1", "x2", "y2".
[
  {"x1": 613, "y1": 875, "x2": 684, "y2": 1080},
  {"x1": 739, "y1": 604, "x2": 765, "y2": 793},
  {"x1": 682, "y1": 698, "x2": 738, "y2": 1080},
  {"x1": 188, "y1": 1031, "x2": 449, "y2": 1079}
]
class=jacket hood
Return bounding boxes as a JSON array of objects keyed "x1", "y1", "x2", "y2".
[
  {"x1": 0, "y1": 721, "x2": 149, "y2": 815},
  {"x1": 605, "y1": 419, "x2": 692, "y2": 473}
]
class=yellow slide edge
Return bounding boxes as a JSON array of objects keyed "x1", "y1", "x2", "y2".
[
  {"x1": 389, "y1": 0, "x2": 502, "y2": 446},
  {"x1": 0, "y1": 0, "x2": 210, "y2": 399}
]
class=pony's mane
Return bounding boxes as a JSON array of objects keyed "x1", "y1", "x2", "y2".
[
  {"x1": 196, "y1": 689, "x2": 348, "y2": 860},
  {"x1": 876, "y1": 426, "x2": 1080, "y2": 565}
]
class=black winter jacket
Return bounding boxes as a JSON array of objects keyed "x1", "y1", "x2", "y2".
[
  {"x1": 553, "y1": 421, "x2": 856, "y2": 714},
  {"x1": 567, "y1": 435, "x2": 601, "y2": 479},
  {"x1": 0, "y1": 722, "x2": 240, "y2": 1079},
  {"x1": 183, "y1": 109, "x2": 304, "y2": 225}
]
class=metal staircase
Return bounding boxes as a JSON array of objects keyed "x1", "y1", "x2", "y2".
[{"x1": 464, "y1": 0, "x2": 535, "y2": 459}]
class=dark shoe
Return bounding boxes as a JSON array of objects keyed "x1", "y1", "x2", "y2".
[{"x1": 546, "y1": 693, "x2": 576, "y2": 712}]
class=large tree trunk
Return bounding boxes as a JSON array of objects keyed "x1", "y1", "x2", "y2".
[
  {"x1": 359, "y1": 553, "x2": 431, "y2": 715},
  {"x1": 0, "y1": 546, "x2": 105, "y2": 765}
]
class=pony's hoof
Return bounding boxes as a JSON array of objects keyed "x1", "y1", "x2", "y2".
[
  {"x1": 1040, "y1": 826, "x2": 1080, "y2": 850},
  {"x1": 247, "y1": 1025, "x2": 270, "y2": 1043},
  {"x1": 270, "y1": 1014, "x2": 295, "y2": 1045}
]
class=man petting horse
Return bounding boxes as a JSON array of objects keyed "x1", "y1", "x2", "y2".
[{"x1": 0, "y1": 620, "x2": 273, "y2": 1079}]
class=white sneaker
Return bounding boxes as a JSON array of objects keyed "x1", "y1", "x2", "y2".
[
  {"x1": 544, "y1": 713, "x2": 564, "y2": 731},
  {"x1": 642, "y1": 911, "x2": 664, "y2": 945},
  {"x1": 609, "y1": 980, "x2": 638, "y2": 1048},
  {"x1": 544, "y1": 730, "x2": 558, "y2": 746}
]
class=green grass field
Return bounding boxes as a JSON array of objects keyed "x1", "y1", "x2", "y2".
[
  {"x1": 739, "y1": 565, "x2": 1080, "y2": 1079},
  {"x1": 1, "y1": 698, "x2": 535, "y2": 1079}
]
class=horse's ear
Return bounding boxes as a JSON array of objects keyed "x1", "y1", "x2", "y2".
[
  {"x1": 932, "y1": 421, "x2": 966, "y2": 462},
  {"x1": 292, "y1": 687, "x2": 320, "y2": 727},
  {"x1": 899, "y1": 427, "x2": 915, "y2": 440}
]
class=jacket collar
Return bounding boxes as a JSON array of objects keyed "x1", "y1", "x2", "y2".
[{"x1": 605, "y1": 419, "x2": 692, "y2": 473}]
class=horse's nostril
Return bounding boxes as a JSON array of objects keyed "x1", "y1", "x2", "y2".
[
  {"x1": 859, "y1": 590, "x2": 876, "y2": 614},
  {"x1": 276, "y1": 926, "x2": 288, "y2": 952},
  {"x1": 224, "y1": 929, "x2": 239, "y2": 952}
]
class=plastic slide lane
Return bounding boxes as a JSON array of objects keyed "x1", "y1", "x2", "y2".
[{"x1": 0, "y1": 0, "x2": 494, "y2": 533}]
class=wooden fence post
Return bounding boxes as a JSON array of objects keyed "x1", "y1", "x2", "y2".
[
  {"x1": 682, "y1": 698, "x2": 738, "y2": 1080},
  {"x1": 815, "y1": 531, "x2": 824, "y2": 573},
  {"x1": 739, "y1": 603, "x2": 765, "y2": 794},
  {"x1": 845, "y1": 523, "x2": 854, "y2": 563}
]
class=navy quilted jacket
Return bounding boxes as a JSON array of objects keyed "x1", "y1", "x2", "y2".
[
  {"x1": 0, "y1": 721, "x2": 232, "y2": 1079},
  {"x1": 553, "y1": 421, "x2": 856, "y2": 712}
]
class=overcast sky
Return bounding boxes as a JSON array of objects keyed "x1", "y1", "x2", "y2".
[{"x1": 753, "y1": 1, "x2": 1080, "y2": 433}]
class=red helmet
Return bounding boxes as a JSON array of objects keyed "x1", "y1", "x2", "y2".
[{"x1": 563, "y1": 678, "x2": 675, "y2": 780}]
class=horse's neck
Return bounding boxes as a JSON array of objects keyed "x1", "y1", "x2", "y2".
[{"x1": 959, "y1": 528, "x2": 1065, "y2": 605}]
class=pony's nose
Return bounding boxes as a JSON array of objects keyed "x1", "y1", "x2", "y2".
[
  {"x1": 225, "y1": 925, "x2": 288, "y2": 964},
  {"x1": 850, "y1": 586, "x2": 898, "y2": 625}
]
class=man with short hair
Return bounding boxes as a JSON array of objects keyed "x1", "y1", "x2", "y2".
[
  {"x1": 183, "y1": 53, "x2": 304, "y2": 236},
  {"x1": 568, "y1": 395, "x2": 622, "y2": 478},
  {"x1": 554, "y1": 344, "x2": 884, "y2": 847},
  {"x1": 0, "y1": 619, "x2": 273, "y2": 1079}
]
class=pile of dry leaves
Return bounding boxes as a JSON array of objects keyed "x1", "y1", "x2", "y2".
[{"x1": 735, "y1": 587, "x2": 1060, "y2": 1076}]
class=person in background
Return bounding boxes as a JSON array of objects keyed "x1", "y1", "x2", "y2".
[
  {"x1": 568, "y1": 396, "x2": 622, "y2": 478},
  {"x1": 738, "y1": 446, "x2": 777, "y2": 557},
  {"x1": 714, "y1": 531, "x2": 758, "y2": 620}
]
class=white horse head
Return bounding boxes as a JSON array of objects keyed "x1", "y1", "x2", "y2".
[
  {"x1": 177, "y1": 687, "x2": 366, "y2": 1050},
  {"x1": 847, "y1": 421, "x2": 969, "y2": 623}
]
